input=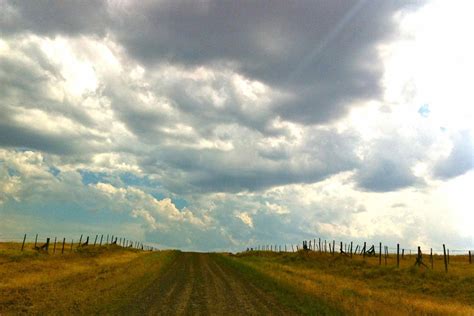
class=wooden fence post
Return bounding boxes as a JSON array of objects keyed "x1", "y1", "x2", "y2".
[
  {"x1": 94, "y1": 235, "x2": 98, "y2": 247},
  {"x1": 70, "y1": 239, "x2": 73, "y2": 252},
  {"x1": 332, "y1": 240, "x2": 335, "y2": 255},
  {"x1": 291, "y1": 244, "x2": 294, "y2": 252},
  {"x1": 443, "y1": 244, "x2": 448, "y2": 273},
  {"x1": 324, "y1": 240, "x2": 327, "y2": 253},
  {"x1": 350, "y1": 241, "x2": 353, "y2": 258},
  {"x1": 363, "y1": 242, "x2": 366, "y2": 259},
  {"x1": 78, "y1": 234, "x2": 83, "y2": 247},
  {"x1": 34, "y1": 234, "x2": 38, "y2": 248},
  {"x1": 340, "y1": 241, "x2": 343, "y2": 254},
  {"x1": 430, "y1": 248, "x2": 433, "y2": 269},
  {"x1": 319, "y1": 238, "x2": 321, "y2": 253},
  {"x1": 469, "y1": 250, "x2": 472, "y2": 264},
  {"x1": 53, "y1": 237, "x2": 57, "y2": 254},
  {"x1": 100, "y1": 235, "x2": 103, "y2": 246},
  {"x1": 21, "y1": 234, "x2": 26, "y2": 251},
  {"x1": 416, "y1": 246, "x2": 421, "y2": 267},
  {"x1": 397, "y1": 244, "x2": 400, "y2": 268},
  {"x1": 61, "y1": 238, "x2": 65, "y2": 254},
  {"x1": 402, "y1": 248, "x2": 404, "y2": 259},
  {"x1": 45, "y1": 238, "x2": 50, "y2": 252},
  {"x1": 379, "y1": 242, "x2": 382, "y2": 265}
]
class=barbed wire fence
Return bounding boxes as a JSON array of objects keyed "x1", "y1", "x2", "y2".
[
  {"x1": 0, "y1": 233, "x2": 157, "y2": 253},
  {"x1": 246, "y1": 237, "x2": 473, "y2": 273}
]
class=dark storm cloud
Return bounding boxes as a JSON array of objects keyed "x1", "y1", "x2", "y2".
[
  {"x1": 110, "y1": 0, "x2": 423, "y2": 124},
  {"x1": 434, "y1": 130, "x2": 473, "y2": 179},
  {"x1": 2, "y1": 0, "x2": 424, "y2": 126},
  {"x1": 0, "y1": 0, "x2": 109, "y2": 37}
]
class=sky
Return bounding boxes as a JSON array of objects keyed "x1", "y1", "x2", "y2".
[{"x1": 0, "y1": 0, "x2": 472, "y2": 252}]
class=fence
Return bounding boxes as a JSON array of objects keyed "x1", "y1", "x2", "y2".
[
  {"x1": 0, "y1": 233, "x2": 156, "y2": 253},
  {"x1": 247, "y1": 238, "x2": 473, "y2": 273}
]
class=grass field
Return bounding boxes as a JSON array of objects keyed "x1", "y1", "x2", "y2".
[
  {"x1": 0, "y1": 242, "x2": 473, "y2": 315},
  {"x1": 226, "y1": 250, "x2": 474, "y2": 315},
  {"x1": 0, "y1": 242, "x2": 178, "y2": 314}
]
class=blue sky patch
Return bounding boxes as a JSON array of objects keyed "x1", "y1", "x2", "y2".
[{"x1": 418, "y1": 104, "x2": 430, "y2": 118}]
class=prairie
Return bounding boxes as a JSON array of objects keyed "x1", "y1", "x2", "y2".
[
  {"x1": 226, "y1": 250, "x2": 474, "y2": 315},
  {"x1": 0, "y1": 242, "x2": 473, "y2": 315}
]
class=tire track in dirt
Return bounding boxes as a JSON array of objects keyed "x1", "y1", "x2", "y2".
[{"x1": 123, "y1": 252, "x2": 295, "y2": 315}]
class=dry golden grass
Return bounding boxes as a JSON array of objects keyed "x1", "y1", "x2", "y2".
[
  {"x1": 0, "y1": 242, "x2": 177, "y2": 314},
  {"x1": 232, "y1": 251, "x2": 474, "y2": 315}
]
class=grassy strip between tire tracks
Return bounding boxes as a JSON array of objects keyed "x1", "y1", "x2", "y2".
[{"x1": 214, "y1": 253, "x2": 344, "y2": 315}]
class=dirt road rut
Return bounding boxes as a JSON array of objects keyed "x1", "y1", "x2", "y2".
[{"x1": 119, "y1": 252, "x2": 294, "y2": 315}]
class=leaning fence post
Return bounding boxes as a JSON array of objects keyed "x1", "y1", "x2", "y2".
[
  {"x1": 100, "y1": 235, "x2": 103, "y2": 246},
  {"x1": 21, "y1": 234, "x2": 26, "y2": 251},
  {"x1": 78, "y1": 234, "x2": 83, "y2": 247},
  {"x1": 397, "y1": 244, "x2": 400, "y2": 268},
  {"x1": 61, "y1": 238, "x2": 66, "y2": 254},
  {"x1": 443, "y1": 244, "x2": 448, "y2": 273},
  {"x1": 94, "y1": 235, "x2": 98, "y2": 247}
]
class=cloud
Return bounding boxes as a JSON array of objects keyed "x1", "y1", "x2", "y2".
[
  {"x1": 434, "y1": 130, "x2": 473, "y2": 179},
  {"x1": 354, "y1": 136, "x2": 424, "y2": 192},
  {"x1": 0, "y1": 1, "x2": 109, "y2": 37},
  {"x1": 2, "y1": 1, "x2": 472, "y2": 251},
  {"x1": 236, "y1": 212, "x2": 254, "y2": 228}
]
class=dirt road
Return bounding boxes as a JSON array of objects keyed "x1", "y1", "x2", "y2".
[{"x1": 110, "y1": 252, "x2": 295, "y2": 315}]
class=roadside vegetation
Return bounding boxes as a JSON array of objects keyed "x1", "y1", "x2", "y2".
[
  {"x1": 225, "y1": 250, "x2": 474, "y2": 315},
  {"x1": 0, "y1": 242, "x2": 177, "y2": 314}
]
